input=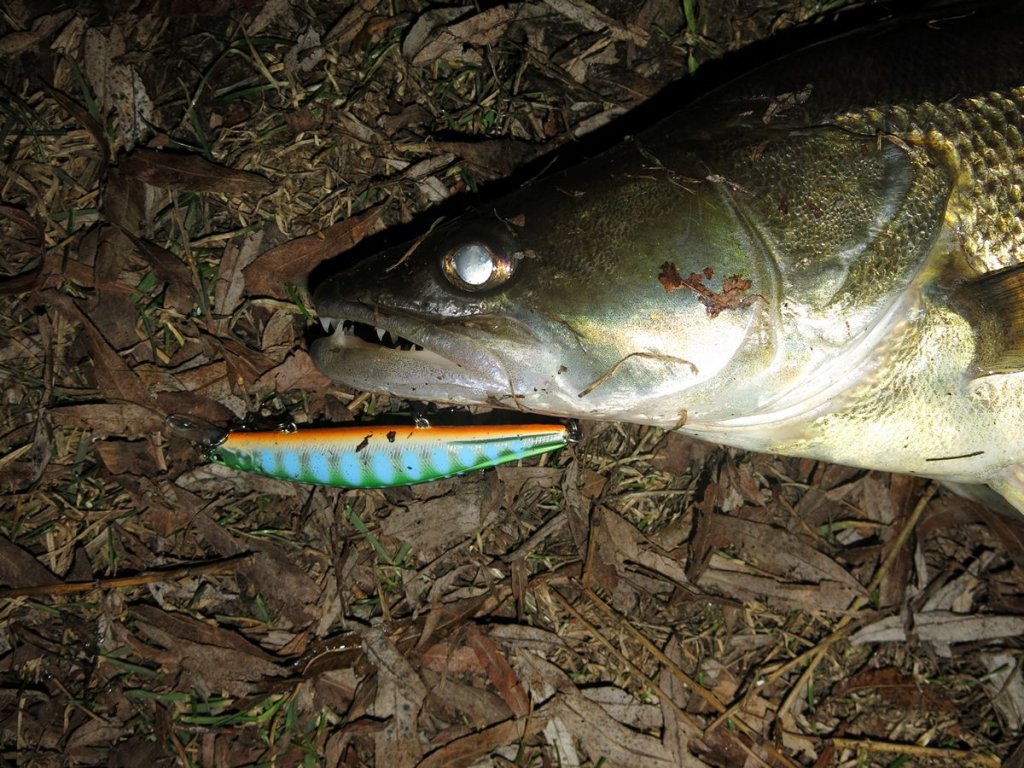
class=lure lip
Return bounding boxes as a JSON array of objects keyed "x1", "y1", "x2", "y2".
[{"x1": 165, "y1": 414, "x2": 228, "y2": 449}]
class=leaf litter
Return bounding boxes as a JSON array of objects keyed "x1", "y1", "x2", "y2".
[{"x1": 1, "y1": 1, "x2": 1023, "y2": 766}]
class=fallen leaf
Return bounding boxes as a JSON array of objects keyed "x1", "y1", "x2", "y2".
[
  {"x1": 243, "y1": 207, "x2": 385, "y2": 298},
  {"x1": 119, "y1": 149, "x2": 274, "y2": 194},
  {"x1": 362, "y1": 626, "x2": 427, "y2": 768},
  {"x1": 851, "y1": 610, "x2": 1024, "y2": 656},
  {"x1": 422, "y1": 669, "x2": 512, "y2": 728},
  {"x1": 0, "y1": 536, "x2": 61, "y2": 591},
  {"x1": 832, "y1": 666, "x2": 955, "y2": 713},
  {"x1": 191, "y1": 511, "x2": 320, "y2": 624},
  {"x1": 981, "y1": 652, "x2": 1024, "y2": 731},
  {"x1": 255, "y1": 350, "x2": 334, "y2": 393},
  {"x1": 416, "y1": 715, "x2": 550, "y2": 768},
  {"x1": 541, "y1": 0, "x2": 649, "y2": 46},
  {"x1": 515, "y1": 649, "x2": 678, "y2": 767},
  {"x1": 49, "y1": 403, "x2": 165, "y2": 436},
  {"x1": 691, "y1": 512, "x2": 865, "y2": 608},
  {"x1": 466, "y1": 626, "x2": 529, "y2": 717},
  {"x1": 213, "y1": 231, "x2": 267, "y2": 317},
  {"x1": 43, "y1": 290, "x2": 153, "y2": 404},
  {"x1": 125, "y1": 604, "x2": 287, "y2": 698},
  {"x1": 380, "y1": 474, "x2": 502, "y2": 561},
  {"x1": 0, "y1": 10, "x2": 75, "y2": 56},
  {"x1": 94, "y1": 439, "x2": 162, "y2": 476}
]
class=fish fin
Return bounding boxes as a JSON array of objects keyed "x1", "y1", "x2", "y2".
[
  {"x1": 987, "y1": 464, "x2": 1024, "y2": 518},
  {"x1": 941, "y1": 479, "x2": 1023, "y2": 519},
  {"x1": 954, "y1": 263, "x2": 1024, "y2": 375}
]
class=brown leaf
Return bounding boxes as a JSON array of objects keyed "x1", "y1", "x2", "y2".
[
  {"x1": 191, "y1": 512, "x2": 319, "y2": 624},
  {"x1": 94, "y1": 439, "x2": 162, "y2": 476},
  {"x1": 202, "y1": 334, "x2": 278, "y2": 387},
  {"x1": 404, "y1": 7, "x2": 517, "y2": 66},
  {"x1": 0, "y1": 9, "x2": 75, "y2": 56},
  {"x1": 156, "y1": 391, "x2": 235, "y2": 429},
  {"x1": 213, "y1": 232, "x2": 267, "y2": 317},
  {"x1": 417, "y1": 715, "x2": 550, "y2": 768},
  {"x1": 363, "y1": 626, "x2": 427, "y2": 768},
  {"x1": 466, "y1": 626, "x2": 529, "y2": 717},
  {"x1": 422, "y1": 670, "x2": 512, "y2": 728},
  {"x1": 43, "y1": 290, "x2": 153, "y2": 404},
  {"x1": 243, "y1": 207, "x2": 385, "y2": 298},
  {"x1": 515, "y1": 650, "x2": 677, "y2": 767},
  {"x1": 421, "y1": 641, "x2": 481, "y2": 675},
  {"x1": 49, "y1": 403, "x2": 165, "y2": 437},
  {"x1": 324, "y1": 0, "x2": 381, "y2": 48},
  {"x1": 688, "y1": 514, "x2": 864, "y2": 610},
  {"x1": 40, "y1": 81, "x2": 111, "y2": 162},
  {"x1": 588, "y1": 506, "x2": 693, "y2": 593},
  {"x1": 119, "y1": 230, "x2": 194, "y2": 314},
  {"x1": 381, "y1": 474, "x2": 502, "y2": 561},
  {"x1": 119, "y1": 149, "x2": 274, "y2": 194},
  {"x1": 0, "y1": 536, "x2": 61, "y2": 590},
  {"x1": 103, "y1": 166, "x2": 149, "y2": 235},
  {"x1": 434, "y1": 139, "x2": 550, "y2": 178},
  {"x1": 254, "y1": 350, "x2": 334, "y2": 393},
  {"x1": 832, "y1": 667, "x2": 955, "y2": 713},
  {"x1": 127, "y1": 604, "x2": 287, "y2": 698}
]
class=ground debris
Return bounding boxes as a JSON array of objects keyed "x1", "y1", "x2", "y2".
[{"x1": 2, "y1": 0, "x2": 1023, "y2": 765}]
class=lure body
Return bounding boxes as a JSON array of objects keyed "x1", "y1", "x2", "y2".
[{"x1": 207, "y1": 423, "x2": 570, "y2": 488}]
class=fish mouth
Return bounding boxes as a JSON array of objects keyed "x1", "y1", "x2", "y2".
[{"x1": 311, "y1": 300, "x2": 513, "y2": 400}]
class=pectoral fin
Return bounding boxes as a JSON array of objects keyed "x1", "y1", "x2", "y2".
[
  {"x1": 989, "y1": 465, "x2": 1024, "y2": 517},
  {"x1": 955, "y1": 263, "x2": 1024, "y2": 375}
]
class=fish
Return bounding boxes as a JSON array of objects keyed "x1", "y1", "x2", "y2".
[
  {"x1": 310, "y1": 3, "x2": 1024, "y2": 514},
  {"x1": 167, "y1": 415, "x2": 572, "y2": 489}
]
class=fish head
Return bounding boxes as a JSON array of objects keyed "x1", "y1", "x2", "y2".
[{"x1": 312, "y1": 143, "x2": 778, "y2": 427}]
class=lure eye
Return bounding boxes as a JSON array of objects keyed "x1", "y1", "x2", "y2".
[{"x1": 441, "y1": 241, "x2": 515, "y2": 291}]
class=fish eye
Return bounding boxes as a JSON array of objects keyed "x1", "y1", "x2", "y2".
[{"x1": 442, "y1": 241, "x2": 515, "y2": 291}]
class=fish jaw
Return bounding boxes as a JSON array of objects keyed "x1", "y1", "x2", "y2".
[{"x1": 311, "y1": 301, "x2": 526, "y2": 407}]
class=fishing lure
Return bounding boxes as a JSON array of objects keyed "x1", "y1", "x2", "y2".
[{"x1": 168, "y1": 415, "x2": 574, "y2": 489}]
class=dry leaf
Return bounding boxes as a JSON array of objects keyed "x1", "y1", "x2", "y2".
[
  {"x1": 243, "y1": 207, "x2": 385, "y2": 298},
  {"x1": 363, "y1": 626, "x2": 427, "y2": 768},
  {"x1": 191, "y1": 512, "x2": 319, "y2": 625},
  {"x1": 981, "y1": 653, "x2": 1024, "y2": 731},
  {"x1": 0, "y1": 536, "x2": 61, "y2": 591},
  {"x1": 515, "y1": 650, "x2": 677, "y2": 767},
  {"x1": 119, "y1": 149, "x2": 273, "y2": 194},
  {"x1": 380, "y1": 474, "x2": 502, "y2": 561},
  {"x1": 43, "y1": 290, "x2": 153, "y2": 404},
  {"x1": 0, "y1": 9, "x2": 75, "y2": 56},
  {"x1": 851, "y1": 611, "x2": 1024, "y2": 656},
  {"x1": 94, "y1": 439, "x2": 162, "y2": 477},
  {"x1": 213, "y1": 232, "x2": 267, "y2": 317},
  {"x1": 466, "y1": 626, "x2": 530, "y2": 717},
  {"x1": 48, "y1": 403, "x2": 165, "y2": 436},
  {"x1": 126, "y1": 605, "x2": 287, "y2": 698}
]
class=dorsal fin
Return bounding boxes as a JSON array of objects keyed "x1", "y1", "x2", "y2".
[{"x1": 954, "y1": 262, "x2": 1024, "y2": 375}]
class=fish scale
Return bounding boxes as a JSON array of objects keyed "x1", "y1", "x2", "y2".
[{"x1": 208, "y1": 424, "x2": 569, "y2": 489}]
